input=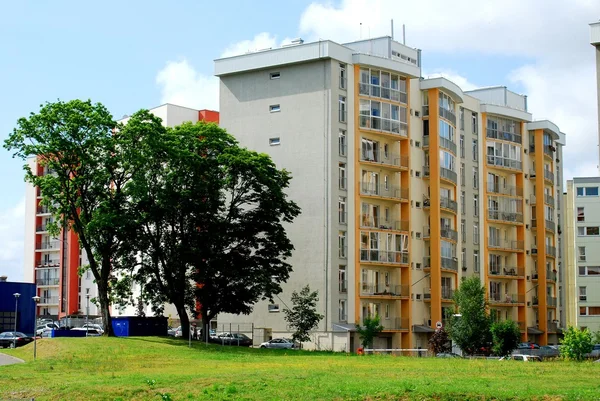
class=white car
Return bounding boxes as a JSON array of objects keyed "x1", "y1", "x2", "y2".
[
  {"x1": 499, "y1": 354, "x2": 542, "y2": 362},
  {"x1": 260, "y1": 338, "x2": 296, "y2": 349},
  {"x1": 36, "y1": 323, "x2": 58, "y2": 336},
  {"x1": 71, "y1": 327, "x2": 102, "y2": 336},
  {"x1": 82, "y1": 323, "x2": 104, "y2": 335}
]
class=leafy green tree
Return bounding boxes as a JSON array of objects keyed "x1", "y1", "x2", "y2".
[
  {"x1": 356, "y1": 315, "x2": 384, "y2": 349},
  {"x1": 428, "y1": 328, "x2": 451, "y2": 354},
  {"x1": 283, "y1": 285, "x2": 324, "y2": 346},
  {"x1": 560, "y1": 326, "x2": 593, "y2": 361},
  {"x1": 490, "y1": 320, "x2": 520, "y2": 357},
  {"x1": 447, "y1": 277, "x2": 491, "y2": 355},
  {"x1": 592, "y1": 329, "x2": 600, "y2": 345},
  {"x1": 4, "y1": 100, "x2": 138, "y2": 336}
]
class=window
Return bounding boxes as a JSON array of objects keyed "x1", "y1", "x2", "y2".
[
  {"x1": 579, "y1": 266, "x2": 600, "y2": 276},
  {"x1": 415, "y1": 141, "x2": 421, "y2": 148},
  {"x1": 339, "y1": 130, "x2": 347, "y2": 156},
  {"x1": 473, "y1": 222, "x2": 479, "y2": 245},
  {"x1": 339, "y1": 96, "x2": 347, "y2": 122},
  {"x1": 580, "y1": 307, "x2": 587, "y2": 316},
  {"x1": 580, "y1": 307, "x2": 600, "y2": 316},
  {"x1": 338, "y1": 196, "x2": 347, "y2": 224},
  {"x1": 461, "y1": 191, "x2": 466, "y2": 214},
  {"x1": 577, "y1": 187, "x2": 599, "y2": 196},
  {"x1": 473, "y1": 167, "x2": 478, "y2": 189},
  {"x1": 578, "y1": 247, "x2": 586, "y2": 262},
  {"x1": 579, "y1": 287, "x2": 587, "y2": 301},
  {"x1": 270, "y1": 72, "x2": 280, "y2": 80},
  {"x1": 473, "y1": 195, "x2": 479, "y2": 217},
  {"x1": 416, "y1": 171, "x2": 421, "y2": 178},
  {"x1": 339, "y1": 64, "x2": 347, "y2": 89},
  {"x1": 472, "y1": 112, "x2": 478, "y2": 134},
  {"x1": 461, "y1": 219, "x2": 466, "y2": 242},
  {"x1": 268, "y1": 304, "x2": 280, "y2": 313},
  {"x1": 416, "y1": 201, "x2": 421, "y2": 208},
  {"x1": 339, "y1": 163, "x2": 347, "y2": 190},
  {"x1": 472, "y1": 140, "x2": 478, "y2": 162},
  {"x1": 459, "y1": 107, "x2": 465, "y2": 130},
  {"x1": 339, "y1": 266, "x2": 347, "y2": 293},
  {"x1": 339, "y1": 300, "x2": 347, "y2": 321},
  {"x1": 460, "y1": 135, "x2": 465, "y2": 158},
  {"x1": 473, "y1": 250, "x2": 479, "y2": 272},
  {"x1": 339, "y1": 231, "x2": 347, "y2": 258},
  {"x1": 269, "y1": 104, "x2": 281, "y2": 113},
  {"x1": 579, "y1": 227, "x2": 600, "y2": 236},
  {"x1": 269, "y1": 137, "x2": 281, "y2": 146},
  {"x1": 385, "y1": 304, "x2": 390, "y2": 319},
  {"x1": 577, "y1": 207, "x2": 585, "y2": 222},
  {"x1": 416, "y1": 263, "x2": 422, "y2": 270},
  {"x1": 460, "y1": 163, "x2": 465, "y2": 186}
]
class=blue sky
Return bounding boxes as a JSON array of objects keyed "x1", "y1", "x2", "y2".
[{"x1": 1, "y1": 0, "x2": 598, "y2": 280}]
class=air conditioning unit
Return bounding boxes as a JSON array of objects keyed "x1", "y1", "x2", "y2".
[
  {"x1": 525, "y1": 174, "x2": 528, "y2": 178},
  {"x1": 531, "y1": 248, "x2": 538, "y2": 255},
  {"x1": 415, "y1": 110, "x2": 421, "y2": 117},
  {"x1": 524, "y1": 149, "x2": 528, "y2": 154},
  {"x1": 526, "y1": 224, "x2": 529, "y2": 229},
  {"x1": 527, "y1": 301, "x2": 531, "y2": 306}
]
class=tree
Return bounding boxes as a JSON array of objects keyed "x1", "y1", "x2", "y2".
[
  {"x1": 560, "y1": 326, "x2": 593, "y2": 361},
  {"x1": 447, "y1": 276, "x2": 491, "y2": 355},
  {"x1": 4, "y1": 100, "x2": 137, "y2": 336},
  {"x1": 126, "y1": 121, "x2": 301, "y2": 340},
  {"x1": 356, "y1": 315, "x2": 384, "y2": 349},
  {"x1": 428, "y1": 328, "x2": 451, "y2": 354},
  {"x1": 490, "y1": 320, "x2": 520, "y2": 357},
  {"x1": 592, "y1": 329, "x2": 600, "y2": 345},
  {"x1": 283, "y1": 285, "x2": 324, "y2": 345}
]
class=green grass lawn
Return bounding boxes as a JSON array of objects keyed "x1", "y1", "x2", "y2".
[{"x1": 0, "y1": 337, "x2": 599, "y2": 401}]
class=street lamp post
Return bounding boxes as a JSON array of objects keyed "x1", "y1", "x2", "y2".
[
  {"x1": 32, "y1": 296, "x2": 40, "y2": 360},
  {"x1": 86, "y1": 294, "x2": 90, "y2": 338},
  {"x1": 13, "y1": 293, "x2": 20, "y2": 348}
]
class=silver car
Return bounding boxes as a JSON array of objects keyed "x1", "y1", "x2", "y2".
[{"x1": 259, "y1": 338, "x2": 296, "y2": 349}]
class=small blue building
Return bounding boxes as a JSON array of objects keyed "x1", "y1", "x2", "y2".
[
  {"x1": 0, "y1": 278, "x2": 37, "y2": 336},
  {"x1": 112, "y1": 316, "x2": 168, "y2": 337}
]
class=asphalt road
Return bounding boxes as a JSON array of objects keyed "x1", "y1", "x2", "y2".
[{"x1": 0, "y1": 352, "x2": 24, "y2": 366}]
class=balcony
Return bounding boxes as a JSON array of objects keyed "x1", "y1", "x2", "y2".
[
  {"x1": 360, "y1": 215, "x2": 409, "y2": 232},
  {"x1": 359, "y1": 115, "x2": 408, "y2": 138},
  {"x1": 536, "y1": 270, "x2": 558, "y2": 282},
  {"x1": 546, "y1": 245, "x2": 556, "y2": 258},
  {"x1": 546, "y1": 220, "x2": 556, "y2": 233},
  {"x1": 36, "y1": 278, "x2": 60, "y2": 286},
  {"x1": 488, "y1": 239, "x2": 524, "y2": 252},
  {"x1": 489, "y1": 294, "x2": 525, "y2": 305},
  {"x1": 360, "y1": 149, "x2": 408, "y2": 170},
  {"x1": 439, "y1": 136, "x2": 457, "y2": 154},
  {"x1": 489, "y1": 266, "x2": 525, "y2": 278},
  {"x1": 35, "y1": 240, "x2": 60, "y2": 251},
  {"x1": 422, "y1": 226, "x2": 458, "y2": 242},
  {"x1": 487, "y1": 210, "x2": 524, "y2": 224},
  {"x1": 360, "y1": 283, "x2": 408, "y2": 298},
  {"x1": 544, "y1": 169, "x2": 554, "y2": 184},
  {"x1": 39, "y1": 296, "x2": 59, "y2": 305},
  {"x1": 358, "y1": 83, "x2": 408, "y2": 104},
  {"x1": 360, "y1": 250, "x2": 409, "y2": 266},
  {"x1": 36, "y1": 261, "x2": 59, "y2": 268},
  {"x1": 440, "y1": 167, "x2": 458, "y2": 185},
  {"x1": 544, "y1": 194, "x2": 555, "y2": 207},
  {"x1": 423, "y1": 288, "x2": 455, "y2": 301},
  {"x1": 439, "y1": 107, "x2": 457, "y2": 126},
  {"x1": 486, "y1": 129, "x2": 522, "y2": 145},
  {"x1": 359, "y1": 182, "x2": 408, "y2": 201},
  {"x1": 36, "y1": 224, "x2": 50, "y2": 233},
  {"x1": 486, "y1": 155, "x2": 522, "y2": 171},
  {"x1": 547, "y1": 320, "x2": 558, "y2": 333},
  {"x1": 543, "y1": 144, "x2": 554, "y2": 158},
  {"x1": 423, "y1": 165, "x2": 430, "y2": 178},
  {"x1": 36, "y1": 205, "x2": 50, "y2": 214},
  {"x1": 532, "y1": 296, "x2": 557, "y2": 307},
  {"x1": 382, "y1": 317, "x2": 409, "y2": 331},
  {"x1": 487, "y1": 184, "x2": 523, "y2": 198},
  {"x1": 441, "y1": 257, "x2": 459, "y2": 272}
]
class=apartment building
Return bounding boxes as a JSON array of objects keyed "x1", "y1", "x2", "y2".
[
  {"x1": 591, "y1": 21, "x2": 600, "y2": 175},
  {"x1": 23, "y1": 104, "x2": 219, "y2": 320},
  {"x1": 565, "y1": 177, "x2": 600, "y2": 333},
  {"x1": 215, "y1": 36, "x2": 566, "y2": 349}
]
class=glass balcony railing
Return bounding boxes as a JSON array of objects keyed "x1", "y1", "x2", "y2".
[
  {"x1": 358, "y1": 83, "x2": 408, "y2": 104},
  {"x1": 360, "y1": 283, "x2": 408, "y2": 297},
  {"x1": 439, "y1": 107, "x2": 457, "y2": 126},
  {"x1": 35, "y1": 241, "x2": 60, "y2": 250},
  {"x1": 359, "y1": 115, "x2": 408, "y2": 138},
  {"x1": 359, "y1": 182, "x2": 408, "y2": 201},
  {"x1": 360, "y1": 149, "x2": 408, "y2": 169},
  {"x1": 486, "y1": 129, "x2": 522, "y2": 144},
  {"x1": 360, "y1": 215, "x2": 409, "y2": 231},
  {"x1": 440, "y1": 167, "x2": 457, "y2": 184},
  {"x1": 488, "y1": 239, "x2": 524, "y2": 251},
  {"x1": 360, "y1": 250, "x2": 409, "y2": 265},
  {"x1": 486, "y1": 155, "x2": 522, "y2": 171},
  {"x1": 487, "y1": 210, "x2": 524, "y2": 224},
  {"x1": 488, "y1": 266, "x2": 525, "y2": 277},
  {"x1": 489, "y1": 294, "x2": 525, "y2": 304},
  {"x1": 487, "y1": 184, "x2": 523, "y2": 197},
  {"x1": 36, "y1": 278, "x2": 60, "y2": 286},
  {"x1": 39, "y1": 297, "x2": 59, "y2": 305}
]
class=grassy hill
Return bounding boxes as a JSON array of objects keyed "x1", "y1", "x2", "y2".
[{"x1": 0, "y1": 337, "x2": 598, "y2": 400}]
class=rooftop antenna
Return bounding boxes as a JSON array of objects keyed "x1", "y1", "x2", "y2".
[
  {"x1": 360, "y1": 22, "x2": 362, "y2": 39},
  {"x1": 403, "y1": 24, "x2": 406, "y2": 45},
  {"x1": 391, "y1": 19, "x2": 394, "y2": 39}
]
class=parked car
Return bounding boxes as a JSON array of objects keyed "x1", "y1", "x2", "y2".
[
  {"x1": 167, "y1": 327, "x2": 178, "y2": 336},
  {"x1": 81, "y1": 323, "x2": 104, "y2": 334},
  {"x1": 517, "y1": 342, "x2": 540, "y2": 349},
  {"x1": 260, "y1": 338, "x2": 296, "y2": 349},
  {"x1": 0, "y1": 332, "x2": 34, "y2": 348},
  {"x1": 36, "y1": 323, "x2": 59, "y2": 336},
  {"x1": 585, "y1": 344, "x2": 600, "y2": 358},
  {"x1": 500, "y1": 354, "x2": 542, "y2": 362},
  {"x1": 211, "y1": 332, "x2": 252, "y2": 347},
  {"x1": 436, "y1": 352, "x2": 462, "y2": 358},
  {"x1": 71, "y1": 327, "x2": 102, "y2": 336}
]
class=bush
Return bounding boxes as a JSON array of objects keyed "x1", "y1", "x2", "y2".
[
  {"x1": 490, "y1": 320, "x2": 520, "y2": 357},
  {"x1": 356, "y1": 315, "x2": 384, "y2": 349},
  {"x1": 428, "y1": 328, "x2": 451, "y2": 354},
  {"x1": 560, "y1": 326, "x2": 593, "y2": 361}
]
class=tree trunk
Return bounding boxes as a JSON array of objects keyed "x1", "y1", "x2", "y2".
[
  {"x1": 201, "y1": 314, "x2": 211, "y2": 342},
  {"x1": 97, "y1": 280, "x2": 114, "y2": 336},
  {"x1": 175, "y1": 302, "x2": 189, "y2": 341}
]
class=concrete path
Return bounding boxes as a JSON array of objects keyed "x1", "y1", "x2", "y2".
[{"x1": 0, "y1": 352, "x2": 24, "y2": 366}]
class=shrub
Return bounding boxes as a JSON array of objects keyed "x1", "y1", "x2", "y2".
[
  {"x1": 560, "y1": 326, "x2": 593, "y2": 361},
  {"x1": 490, "y1": 320, "x2": 520, "y2": 357}
]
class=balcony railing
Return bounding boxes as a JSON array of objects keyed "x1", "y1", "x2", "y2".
[
  {"x1": 532, "y1": 296, "x2": 557, "y2": 307},
  {"x1": 546, "y1": 245, "x2": 556, "y2": 258},
  {"x1": 441, "y1": 257, "x2": 459, "y2": 272},
  {"x1": 359, "y1": 182, "x2": 408, "y2": 201},
  {"x1": 440, "y1": 167, "x2": 457, "y2": 184},
  {"x1": 489, "y1": 294, "x2": 524, "y2": 304},
  {"x1": 358, "y1": 83, "x2": 408, "y2": 104},
  {"x1": 547, "y1": 270, "x2": 557, "y2": 282},
  {"x1": 546, "y1": 220, "x2": 556, "y2": 232},
  {"x1": 439, "y1": 136, "x2": 457, "y2": 154},
  {"x1": 488, "y1": 266, "x2": 525, "y2": 277},
  {"x1": 36, "y1": 205, "x2": 50, "y2": 214},
  {"x1": 486, "y1": 155, "x2": 522, "y2": 171},
  {"x1": 487, "y1": 184, "x2": 523, "y2": 197},
  {"x1": 423, "y1": 165, "x2": 430, "y2": 178},
  {"x1": 36, "y1": 278, "x2": 60, "y2": 286},
  {"x1": 487, "y1": 210, "x2": 524, "y2": 224},
  {"x1": 486, "y1": 129, "x2": 522, "y2": 144},
  {"x1": 360, "y1": 215, "x2": 409, "y2": 231},
  {"x1": 36, "y1": 224, "x2": 50, "y2": 232},
  {"x1": 423, "y1": 226, "x2": 458, "y2": 242},
  {"x1": 360, "y1": 149, "x2": 408, "y2": 169},
  {"x1": 548, "y1": 297, "x2": 557, "y2": 307},
  {"x1": 544, "y1": 194, "x2": 555, "y2": 207},
  {"x1": 39, "y1": 297, "x2": 59, "y2": 305},
  {"x1": 339, "y1": 280, "x2": 347, "y2": 293},
  {"x1": 422, "y1": 105, "x2": 429, "y2": 116},
  {"x1": 547, "y1": 321, "x2": 558, "y2": 332},
  {"x1": 360, "y1": 283, "x2": 408, "y2": 297},
  {"x1": 360, "y1": 250, "x2": 409, "y2": 265},
  {"x1": 359, "y1": 115, "x2": 408, "y2": 138},
  {"x1": 35, "y1": 241, "x2": 60, "y2": 250},
  {"x1": 36, "y1": 261, "x2": 60, "y2": 268},
  {"x1": 543, "y1": 145, "x2": 554, "y2": 158},
  {"x1": 441, "y1": 196, "x2": 458, "y2": 213},
  {"x1": 441, "y1": 287, "x2": 455, "y2": 300},
  {"x1": 488, "y1": 239, "x2": 524, "y2": 251},
  {"x1": 439, "y1": 107, "x2": 457, "y2": 126},
  {"x1": 544, "y1": 169, "x2": 554, "y2": 183}
]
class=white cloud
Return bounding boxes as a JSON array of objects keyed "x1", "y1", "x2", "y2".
[
  {"x1": 156, "y1": 59, "x2": 219, "y2": 111},
  {"x1": 0, "y1": 198, "x2": 25, "y2": 281},
  {"x1": 423, "y1": 70, "x2": 479, "y2": 92}
]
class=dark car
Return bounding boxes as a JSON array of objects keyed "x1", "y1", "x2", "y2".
[
  {"x1": 517, "y1": 342, "x2": 539, "y2": 349},
  {"x1": 0, "y1": 332, "x2": 34, "y2": 348},
  {"x1": 210, "y1": 332, "x2": 252, "y2": 347}
]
